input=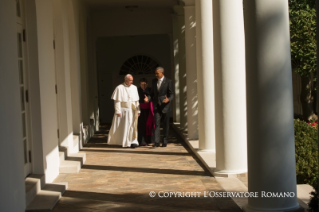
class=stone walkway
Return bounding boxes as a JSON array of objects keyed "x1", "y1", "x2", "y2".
[{"x1": 52, "y1": 125, "x2": 242, "y2": 211}]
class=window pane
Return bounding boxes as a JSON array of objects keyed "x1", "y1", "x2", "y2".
[
  {"x1": 17, "y1": 33, "x2": 22, "y2": 58},
  {"x1": 16, "y1": 0, "x2": 21, "y2": 17},
  {"x1": 23, "y1": 139, "x2": 27, "y2": 164},
  {"x1": 20, "y1": 87, "x2": 25, "y2": 111},
  {"x1": 22, "y1": 113, "x2": 26, "y2": 137},
  {"x1": 19, "y1": 60, "x2": 23, "y2": 84},
  {"x1": 120, "y1": 55, "x2": 160, "y2": 75}
]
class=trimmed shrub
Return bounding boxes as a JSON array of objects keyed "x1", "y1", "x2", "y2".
[
  {"x1": 294, "y1": 119, "x2": 318, "y2": 188},
  {"x1": 308, "y1": 187, "x2": 318, "y2": 212}
]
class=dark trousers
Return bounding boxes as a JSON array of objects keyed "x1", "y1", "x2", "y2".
[
  {"x1": 138, "y1": 109, "x2": 151, "y2": 144},
  {"x1": 154, "y1": 109, "x2": 170, "y2": 144}
]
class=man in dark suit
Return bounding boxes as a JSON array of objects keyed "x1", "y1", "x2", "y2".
[{"x1": 145, "y1": 67, "x2": 174, "y2": 147}]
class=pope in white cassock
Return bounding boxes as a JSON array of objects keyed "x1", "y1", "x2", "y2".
[{"x1": 107, "y1": 74, "x2": 140, "y2": 148}]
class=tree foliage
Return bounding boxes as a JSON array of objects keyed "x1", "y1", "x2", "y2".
[{"x1": 289, "y1": 0, "x2": 317, "y2": 78}]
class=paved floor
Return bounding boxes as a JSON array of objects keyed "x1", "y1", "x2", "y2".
[{"x1": 52, "y1": 125, "x2": 242, "y2": 211}]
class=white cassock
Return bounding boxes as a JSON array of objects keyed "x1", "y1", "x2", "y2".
[{"x1": 107, "y1": 83, "x2": 140, "y2": 147}]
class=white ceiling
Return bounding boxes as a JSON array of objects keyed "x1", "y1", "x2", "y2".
[{"x1": 83, "y1": 0, "x2": 180, "y2": 9}]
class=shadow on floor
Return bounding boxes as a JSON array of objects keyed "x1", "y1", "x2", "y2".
[
  {"x1": 81, "y1": 164, "x2": 209, "y2": 176},
  {"x1": 81, "y1": 148, "x2": 191, "y2": 156},
  {"x1": 85, "y1": 124, "x2": 209, "y2": 176}
]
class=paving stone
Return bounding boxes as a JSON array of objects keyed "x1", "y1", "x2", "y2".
[{"x1": 52, "y1": 125, "x2": 242, "y2": 211}]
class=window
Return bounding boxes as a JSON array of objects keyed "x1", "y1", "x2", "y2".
[{"x1": 119, "y1": 55, "x2": 160, "y2": 75}]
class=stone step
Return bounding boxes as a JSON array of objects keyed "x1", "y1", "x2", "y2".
[
  {"x1": 68, "y1": 152, "x2": 86, "y2": 166},
  {"x1": 72, "y1": 135, "x2": 79, "y2": 153},
  {"x1": 59, "y1": 146, "x2": 68, "y2": 155},
  {"x1": 25, "y1": 190, "x2": 61, "y2": 211},
  {"x1": 59, "y1": 151, "x2": 65, "y2": 163},
  {"x1": 25, "y1": 175, "x2": 67, "y2": 211},
  {"x1": 59, "y1": 146, "x2": 86, "y2": 166},
  {"x1": 43, "y1": 182, "x2": 68, "y2": 194},
  {"x1": 25, "y1": 175, "x2": 43, "y2": 206},
  {"x1": 59, "y1": 160, "x2": 81, "y2": 173}
]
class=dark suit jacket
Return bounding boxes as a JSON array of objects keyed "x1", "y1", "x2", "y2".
[{"x1": 149, "y1": 77, "x2": 174, "y2": 113}]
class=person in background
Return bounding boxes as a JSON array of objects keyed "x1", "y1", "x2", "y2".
[{"x1": 138, "y1": 78, "x2": 154, "y2": 146}]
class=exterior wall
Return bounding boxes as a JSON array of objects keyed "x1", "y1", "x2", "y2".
[
  {"x1": 96, "y1": 35, "x2": 171, "y2": 123},
  {"x1": 0, "y1": 0, "x2": 26, "y2": 210},
  {"x1": 34, "y1": 0, "x2": 60, "y2": 183}
]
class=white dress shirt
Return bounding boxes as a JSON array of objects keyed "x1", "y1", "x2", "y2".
[{"x1": 157, "y1": 76, "x2": 164, "y2": 90}]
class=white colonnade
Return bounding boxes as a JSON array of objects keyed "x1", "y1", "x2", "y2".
[
  {"x1": 173, "y1": 5, "x2": 188, "y2": 130},
  {"x1": 172, "y1": 14, "x2": 181, "y2": 123},
  {"x1": 183, "y1": 0, "x2": 199, "y2": 140},
  {"x1": 213, "y1": 0, "x2": 247, "y2": 176},
  {"x1": 195, "y1": 0, "x2": 215, "y2": 152},
  {"x1": 244, "y1": 0, "x2": 301, "y2": 211}
]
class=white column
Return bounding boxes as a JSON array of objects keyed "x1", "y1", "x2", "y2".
[
  {"x1": 0, "y1": 0, "x2": 26, "y2": 211},
  {"x1": 87, "y1": 15, "x2": 99, "y2": 135},
  {"x1": 68, "y1": 0, "x2": 83, "y2": 134},
  {"x1": 195, "y1": 0, "x2": 215, "y2": 152},
  {"x1": 173, "y1": 5, "x2": 188, "y2": 130},
  {"x1": 53, "y1": 0, "x2": 74, "y2": 153},
  {"x1": 244, "y1": 0, "x2": 302, "y2": 211},
  {"x1": 61, "y1": 0, "x2": 75, "y2": 138},
  {"x1": 172, "y1": 14, "x2": 180, "y2": 123},
  {"x1": 213, "y1": 0, "x2": 247, "y2": 176},
  {"x1": 183, "y1": 0, "x2": 198, "y2": 140},
  {"x1": 25, "y1": 0, "x2": 46, "y2": 175},
  {"x1": 35, "y1": 0, "x2": 60, "y2": 183}
]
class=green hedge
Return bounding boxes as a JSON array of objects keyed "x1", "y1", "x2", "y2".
[{"x1": 294, "y1": 119, "x2": 318, "y2": 188}]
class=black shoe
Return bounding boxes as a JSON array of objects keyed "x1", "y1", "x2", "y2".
[
  {"x1": 152, "y1": 143, "x2": 160, "y2": 147},
  {"x1": 161, "y1": 143, "x2": 167, "y2": 147},
  {"x1": 131, "y1": 144, "x2": 137, "y2": 148}
]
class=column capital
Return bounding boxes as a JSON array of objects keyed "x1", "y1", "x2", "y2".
[
  {"x1": 173, "y1": 5, "x2": 184, "y2": 16},
  {"x1": 182, "y1": 0, "x2": 195, "y2": 6}
]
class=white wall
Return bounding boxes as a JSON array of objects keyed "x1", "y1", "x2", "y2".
[
  {"x1": 96, "y1": 34, "x2": 172, "y2": 123},
  {"x1": 0, "y1": 0, "x2": 26, "y2": 211}
]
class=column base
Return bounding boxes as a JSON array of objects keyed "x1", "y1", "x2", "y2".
[
  {"x1": 197, "y1": 149, "x2": 215, "y2": 168},
  {"x1": 243, "y1": 204, "x2": 304, "y2": 212},
  {"x1": 213, "y1": 169, "x2": 247, "y2": 178}
]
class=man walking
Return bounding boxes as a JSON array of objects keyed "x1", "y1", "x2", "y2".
[
  {"x1": 107, "y1": 74, "x2": 140, "y2": 148},
  {"x1": 145, "y1": 67, "x2": 174, "y2": 147}
]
